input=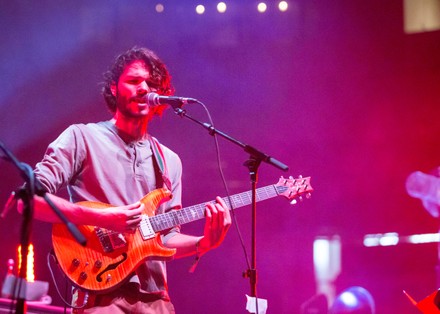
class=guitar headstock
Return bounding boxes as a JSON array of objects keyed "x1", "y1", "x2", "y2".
[{"x1": 275, "y1": 175, "x2": 313, "y2": 204}]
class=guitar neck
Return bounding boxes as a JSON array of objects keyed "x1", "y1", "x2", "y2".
[{"x1": 150, "y1": 184, "x2": 283, "y2": 232}]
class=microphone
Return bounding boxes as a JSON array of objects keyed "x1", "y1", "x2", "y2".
[{"x1": 146, "y1": 92, "x2": 198, "y2": 108}]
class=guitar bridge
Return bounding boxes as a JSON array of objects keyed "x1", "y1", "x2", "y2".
[
  {"x1": 95, "y1": 227, "x2": 127, "y2": 253},
  {"x1": 139, "y1": 215, "x2": 155, "y2": 240}
]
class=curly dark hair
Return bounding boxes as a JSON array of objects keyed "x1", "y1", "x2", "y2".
[{"x1": 102, "y1": 47, "x2": 174, "y2": 114}]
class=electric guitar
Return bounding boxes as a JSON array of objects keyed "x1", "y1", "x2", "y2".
[{"x1": 52, "y1": 176, "x2": 313, "y2": 293}]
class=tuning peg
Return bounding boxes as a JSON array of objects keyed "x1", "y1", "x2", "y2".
[
  {"x1": 290, "y1": 199, "x2": 297, "y2": 205},
  {"x1": 306, "y1": 193, "x2": 312, "y2": 199}
]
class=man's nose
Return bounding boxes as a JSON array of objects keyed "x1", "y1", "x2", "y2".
[{"x1": 137, "y1": 81, "x2": 151, "y2": 94}]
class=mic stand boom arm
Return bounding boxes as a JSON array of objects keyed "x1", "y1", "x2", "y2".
[
  {"x1": 173, "y1": 108, "x2": 289, "y2": 172},
  {"x1": 173, "y1": 107, "x2": 289, "y2": 300}
]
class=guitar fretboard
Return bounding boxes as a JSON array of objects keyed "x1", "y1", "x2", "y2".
[{"x1": 150, "y1": 184, "x2": 287, "y2": 232}]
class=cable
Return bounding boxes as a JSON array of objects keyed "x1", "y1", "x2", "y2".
[
  {"x1": 46, "y1": 251, "x2": 88, "y2": 310},
  {"x1": 193, "y1": 101, "x2": 252, "y2": 270}
]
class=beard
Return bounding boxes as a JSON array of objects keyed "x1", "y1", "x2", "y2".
[{"x1": 114, "y1": 91, "x2": 152, "y2": 119}]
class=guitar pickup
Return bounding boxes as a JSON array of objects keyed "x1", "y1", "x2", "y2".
[{"x1": 139, "y1": 215, "x2": 155, "y2": 240}]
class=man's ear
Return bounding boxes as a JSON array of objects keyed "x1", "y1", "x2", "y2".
[{"x1": 110, "y1": 82, "x2": 117, "y2": 96}]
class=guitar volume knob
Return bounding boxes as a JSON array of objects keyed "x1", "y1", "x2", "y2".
[
  {"x1": 79, "y1": 272, "x2": 88, "y2": 281},
  {"x1": 71, "y1": 258, "x2": 80, "y2": 267},
  {"x1": 94, "y1": 260, "x2": 102, "y2": 269}
]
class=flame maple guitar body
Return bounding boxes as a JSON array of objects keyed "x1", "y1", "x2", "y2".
[{"x1": 51, "y1": 188, "x2": 175, "y2": 293}]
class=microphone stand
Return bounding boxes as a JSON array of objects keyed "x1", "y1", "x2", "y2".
[
  {"x1": 0, "y1": 141, "x2": 87, "y2": 314},
  {"x1": 172, "y1": 105, "x2": 288, "y2": 308}
]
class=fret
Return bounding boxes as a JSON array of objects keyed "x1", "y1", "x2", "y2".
[
  {"x1": 225, "y1": 185, "x2": 278, "y2": 209},
  {"x1": 180, "y1": 204, "x2": 205, "y2": 223},
  {"x1": 150, "y1": 212, "x2": 174, "y2": 232}
]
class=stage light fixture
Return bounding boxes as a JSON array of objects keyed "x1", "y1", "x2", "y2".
[
  {"x1": 217, "y1": 2, "x2": 227, "y2": 13},
  {"x1": 330, "y1": 286, "x2": 376, "y2": 314},
  {"x1": 313, "y1": 236, "x2": 341, "y2": 305},
  {"x1": 196, "y1": 4, "x2": 205, "y2": 14},
  {"x1": 257, "y1": 2, "x2": 267, "y2": 13},
  {"x1": 278, "y1": 1, "x2": 288, "y2": 12},
  {"x1": 155, "y1": 3, "x2": 164, "y2": 13}
]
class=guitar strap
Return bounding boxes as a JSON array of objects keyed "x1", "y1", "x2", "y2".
[{"x1": 148, "y1": 135, "x2": 172, "y2": 191}]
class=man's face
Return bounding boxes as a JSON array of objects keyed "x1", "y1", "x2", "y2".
[{"x1": 111, "y1": 60, "x2": 157, "y2": 119}]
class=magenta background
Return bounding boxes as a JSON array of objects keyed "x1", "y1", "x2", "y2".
[{"x1": 1, "y1": 1, "x2": 440, "y2": 313}]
